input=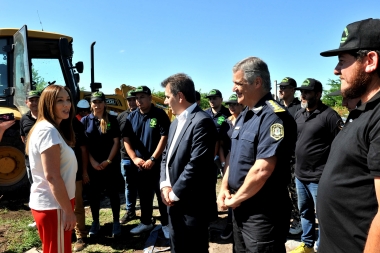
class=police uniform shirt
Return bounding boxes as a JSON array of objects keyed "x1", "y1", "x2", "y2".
[
  {"x1": 279, "y1": 97, "x2": 301, "y2": 118},
  {"x1": 228, "y1": 93, "x2": 297, "y2": 198},
  {"x1": 294, "y1": 102, "x2": 341, "y2": 182},
  {"x1": 318, "y1": 90, "x2": 380, "y2": 253},
  {"x1": 20, "y1": 110, "x2": 37, "y2": 167},
  {"x1": 122, "y1": 104, "x2": 170, "y2": 161},
  {"x1": 81, "y1": 113, "x2": 120, "y2": 162},
  {"x1": 205, "y1": 106, "x2": 231, "y2": 135}
]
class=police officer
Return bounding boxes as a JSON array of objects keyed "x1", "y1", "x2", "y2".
[
  {"x1": 122, "y1": 86, "x2": 171, "y2": 238},
  {"x1": 217, "y1": 57, "x2": 296, "y2": 253},
  {"x1": 318, "y1": 18, "x2": 380, "y2": 253},
  {"x1": 118, "y1": 90, "x2": 138, "y2": 223}
]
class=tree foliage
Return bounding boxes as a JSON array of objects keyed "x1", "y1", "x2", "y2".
[
  {"x1": 31, "y1": 67, "x2": 47, "y2": 92},
  {"x1": 321, "y1": 79, "x2": 342, "y2": 107}
]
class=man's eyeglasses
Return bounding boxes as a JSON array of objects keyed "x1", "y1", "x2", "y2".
[
  {"x1": 228, "y1": 103, "x2": 239, "y2": 107},
  {"x1": 208, "y1": 97, "x2": 219, "y2": 101},
  {"x1": 279, "y1": 85, "x2": 292, "y2": 91}
]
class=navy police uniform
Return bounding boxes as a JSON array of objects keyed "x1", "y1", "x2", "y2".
[
  {"x1": 228, "y1": 92, "x2": 296, "y2": 253},
  {"x1": 122, "y1": 104, "x2": 170, "y2": 226}
]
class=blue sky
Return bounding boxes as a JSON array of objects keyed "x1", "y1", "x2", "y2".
[{"x1": 2, "y1": 0, "x2": 380, "y2": 99}]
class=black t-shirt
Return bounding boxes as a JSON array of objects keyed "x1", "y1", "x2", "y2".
[
  {"x1": 117, "y1": 109, "x2": 132, "y2": 159},
  {"x1": 81, "y1": 113, "x2": 120, "y2": 163},
  {"x1": 205, "y1": 106, "x2": 231, "y2": 136},
  {"x1": 294, "y1": 102, "x2": 341, "y2": 182},
  {"x1": 122, "y1": 105, "x2": 170, "y2": 162},
  {"x1": 20, "y1": 110, "x2": 37, "y2": 167},
  {"x1": 72, "y1": 117, "x2": 86, "y2": 181},
  {"x1": 317, "y1": 91, "x2": 380, "y2": 253},
  {"x1": 279, "y1": 97, "x2": 301, "y2": 118}
]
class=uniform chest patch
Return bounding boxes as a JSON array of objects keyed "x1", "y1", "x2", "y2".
[
  {"x1": 270, "y1": 123, "x2": 284, "y2": 140},
  {"x1": 150, "y1": 118, "x2": 157, "y2": 128}
]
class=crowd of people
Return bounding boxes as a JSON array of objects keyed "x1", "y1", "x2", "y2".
[{"x1": 0, "y1": 18, "x2": 378, "y2": 253}]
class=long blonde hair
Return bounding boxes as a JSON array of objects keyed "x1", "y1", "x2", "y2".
[
  {"x1": 90, "y1": 99, "x2": 109, "y2": 134},
  {"x1": 26, "y1": 85, "x2": 76, "y2": 154}
]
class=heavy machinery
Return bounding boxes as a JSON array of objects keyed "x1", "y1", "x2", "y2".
[
  {"x1": 0, "y1": 26, "x2": 83, "y2": 193},
  {"x1": 79, "y1": 84, "x2": 173, "y2": 119}
]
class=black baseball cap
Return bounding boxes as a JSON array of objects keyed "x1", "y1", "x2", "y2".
[
  {"x1": 327, "y1": 90, "x2": 342, "y2": 96},
  {"x1": 91, "y1": 91, "x2": 106, "y2": 102},
  {"x1": 126, "y1": 90, "x2": 136, "y2": 99},
  {"x1": 131, "y1": 86, "x2": 151, "y2": 96},
  {"x1": 278, "y1": 77, "x2": 297, "y2": 87},
  {"x1": 225, "y1": 94, "x2": 238, "y2": 104},
  {"x1": 27, "y1": 90, "x2": 41, "y2": 99},
  {"x1": 295, "y1": 78, "x2": 323, "y2": 92},
  {"x1": 206, "y1": 89, "x2": 222, "y2": 98},
  {"x1": 321, "y1": 18, "x2": 380, "y2": 57}
]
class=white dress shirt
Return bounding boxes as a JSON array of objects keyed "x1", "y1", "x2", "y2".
[{"x1": 160, "y1": 103, "x2": 197, "y2": 201}]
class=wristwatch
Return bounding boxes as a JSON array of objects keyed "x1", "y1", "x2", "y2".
[
  {"x1": 106, "y1": 159, "x2": 112, "y2": 164},
  {"x1": 150, "y1": 156, "x2": 156, "y2": 162}
]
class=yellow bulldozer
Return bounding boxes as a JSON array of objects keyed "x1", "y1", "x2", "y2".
[
  {"x1": 79, "y1": 84, "x2": 173, "y2": 119},
  {"x1": 0, "y1": 26, "x2": 83, "y2": 193}
]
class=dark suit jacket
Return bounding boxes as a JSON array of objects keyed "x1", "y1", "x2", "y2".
[{"x1": 160, "y1": 105, "x2": 217, "y2": 226}]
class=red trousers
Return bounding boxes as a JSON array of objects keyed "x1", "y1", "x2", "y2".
[{"x1": 31, "y1": 199, "x2": 75, "y2": 253}]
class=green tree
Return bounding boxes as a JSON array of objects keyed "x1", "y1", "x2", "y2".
[
  {"x1": 321, "y1": 79, "x2": 342, "y2": 107},
  {"x1": 31, "y1": 67, "x2": 47, "y2": 92}
]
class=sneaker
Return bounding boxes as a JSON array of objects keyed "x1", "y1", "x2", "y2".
[
  {"x1": 112, "y1": 221, "x2": 121, "y2": 237},
  {"x1": 73, "y1": 238, "x2": 85, "y2": 252},
  {"x1": 290, "y1": 242, "x2": 314, "y2": 253},
  {"x1": 88, "y1": 221, "x2": 100, "y2": 237},
  {"x1": 119, "y1": 211, "x2": 136, "y2": 224},
  {"x1": 130, "y1": 223, "x2": 153, "y2": 234},
  {"x1": 289, "y1": 222, "x2": 303, "y2": 235},
  {"x1": 162, "y1": 225, "x2": 170, "y2": 239},
  {"x1": 220, "y1": 223, "x2": 233, "y2": 240},
  {"x1": 28, "y1": 221, "x2": 37, "y2": 228}
]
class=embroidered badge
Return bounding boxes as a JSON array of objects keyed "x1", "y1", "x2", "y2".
[
  {"x1": 217, "y1": 116, "x2": 226, "y2": 125},
  {"x1": 107, "y1": 122, "x2": 111, "y2": 130},
  {"x1": 270, "y1": 123, "x2": 284, "y2": 140},
  {"x1": 150, "y1": 118, "x2": 157, "y2": 128}
]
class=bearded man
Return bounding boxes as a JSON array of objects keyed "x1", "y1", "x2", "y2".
[
  {"x1": 290, "y1": 78, "x2": 342, "y2": 253},
  {"x1": 317, "y1": 18, "x2": 380, "y2": 253}
]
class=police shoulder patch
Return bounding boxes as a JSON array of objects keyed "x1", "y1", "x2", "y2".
[
  {"x1": 266, "y1": 100, "x2": 285, "y2": 113},
  {"x1": 270, "y1": 123, "x2": 284, "y2": 140}
]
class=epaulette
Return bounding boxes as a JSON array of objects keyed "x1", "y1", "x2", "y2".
[{"x1": 266, "y1": 100, "x2": 286, "y2": 113}]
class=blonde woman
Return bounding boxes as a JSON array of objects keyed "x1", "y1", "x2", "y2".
[
  {"x1": 80, "y1": 91, "x2": 121, "y2": 237},
  {"x1": 27, "y1": 85, "x2": 77, "y2": 253}
]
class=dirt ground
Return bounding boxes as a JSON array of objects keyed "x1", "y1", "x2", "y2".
[{"x1": 0, "y1": 188, "x2": 302, "y2": 253}]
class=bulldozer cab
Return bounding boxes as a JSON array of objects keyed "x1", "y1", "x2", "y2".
[{"x1": 0, "y1": 25, "x2": 82, "y2": 193}]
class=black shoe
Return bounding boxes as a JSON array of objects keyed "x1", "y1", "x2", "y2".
[
  {"x1": 220, "y1": 223, "x2": 233, "y2": 240},
  {"x1": 120, "y1": 211, "x2": 136, "y2": 224}
]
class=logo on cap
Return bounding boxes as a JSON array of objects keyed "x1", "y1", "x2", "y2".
[
  {"x1": 135, "y1": 86, "x2": 144, "y2": 92},
  {"x1": 209, "y1": 90, "x2": 217, "y2": 95},
  {"x1": 93, "y1": 91, "x2": 103, "y2": 97},
  {"x1": 340, "y1": 27, "x2": 349, "y2": 44},
  {"x1": 281, "y1": 77, "x2": 289, "y2": 83},
  {"x1": 302, "y1": 79, "x2": 310, "y2": 87},
  {"x1": 28, "y1": 90, "x2": 40, "y2": 96},
  {"x1": 150, "y1": 118, "x2": 157, "y2": 128}
]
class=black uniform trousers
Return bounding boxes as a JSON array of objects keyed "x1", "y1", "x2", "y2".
[{"x1": 232, "y1": 188, "x2": 291, "y2": 253}]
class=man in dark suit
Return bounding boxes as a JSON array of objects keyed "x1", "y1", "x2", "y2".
[{"x1": 160, "y1": 73, "x2": 217, "y2": 253}]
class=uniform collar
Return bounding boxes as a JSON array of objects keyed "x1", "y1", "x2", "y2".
[
  {"x1": 356, "y1": 89, "x2": 380, "y2": 111},
  {"x1": 251, "y1": 92, "x2": 273, "y2": 113}
]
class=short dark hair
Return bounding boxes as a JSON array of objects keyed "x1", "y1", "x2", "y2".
[
  {"x1": 195, "y1": 91, "x2": 200, "y2": 101},
  {"x1": 349, "y1": 49, "x2": 380, "y2": 77},
  {"x1": 161, "y1": 73, "x2": 196, "y2": 103}
]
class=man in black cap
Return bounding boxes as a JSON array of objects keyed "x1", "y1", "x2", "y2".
[
  {"x1": 20, "y1": 91, "x2": 40, "y2": 185},
  {"x1": 122, "y1": 86, "x2": 171, "y2": 238},
  {"x1": 118, "y1": 89, "x2": 138, "y2": 224},
  {"x1": 205, "y1": 89, "x2": 231, "y2": 174},
  {"x1": 278, "y1": 77, "x2": 301, "y2": 118},
  {"x1": 277, "y1": 77, "x2": 302, "y2": 235},
  {"x1": 290, "y1": 78, "x2": 342, "y2": 253},
  {"x1": 318, "y1": 18, "x2": 380, "y2": 253}
]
